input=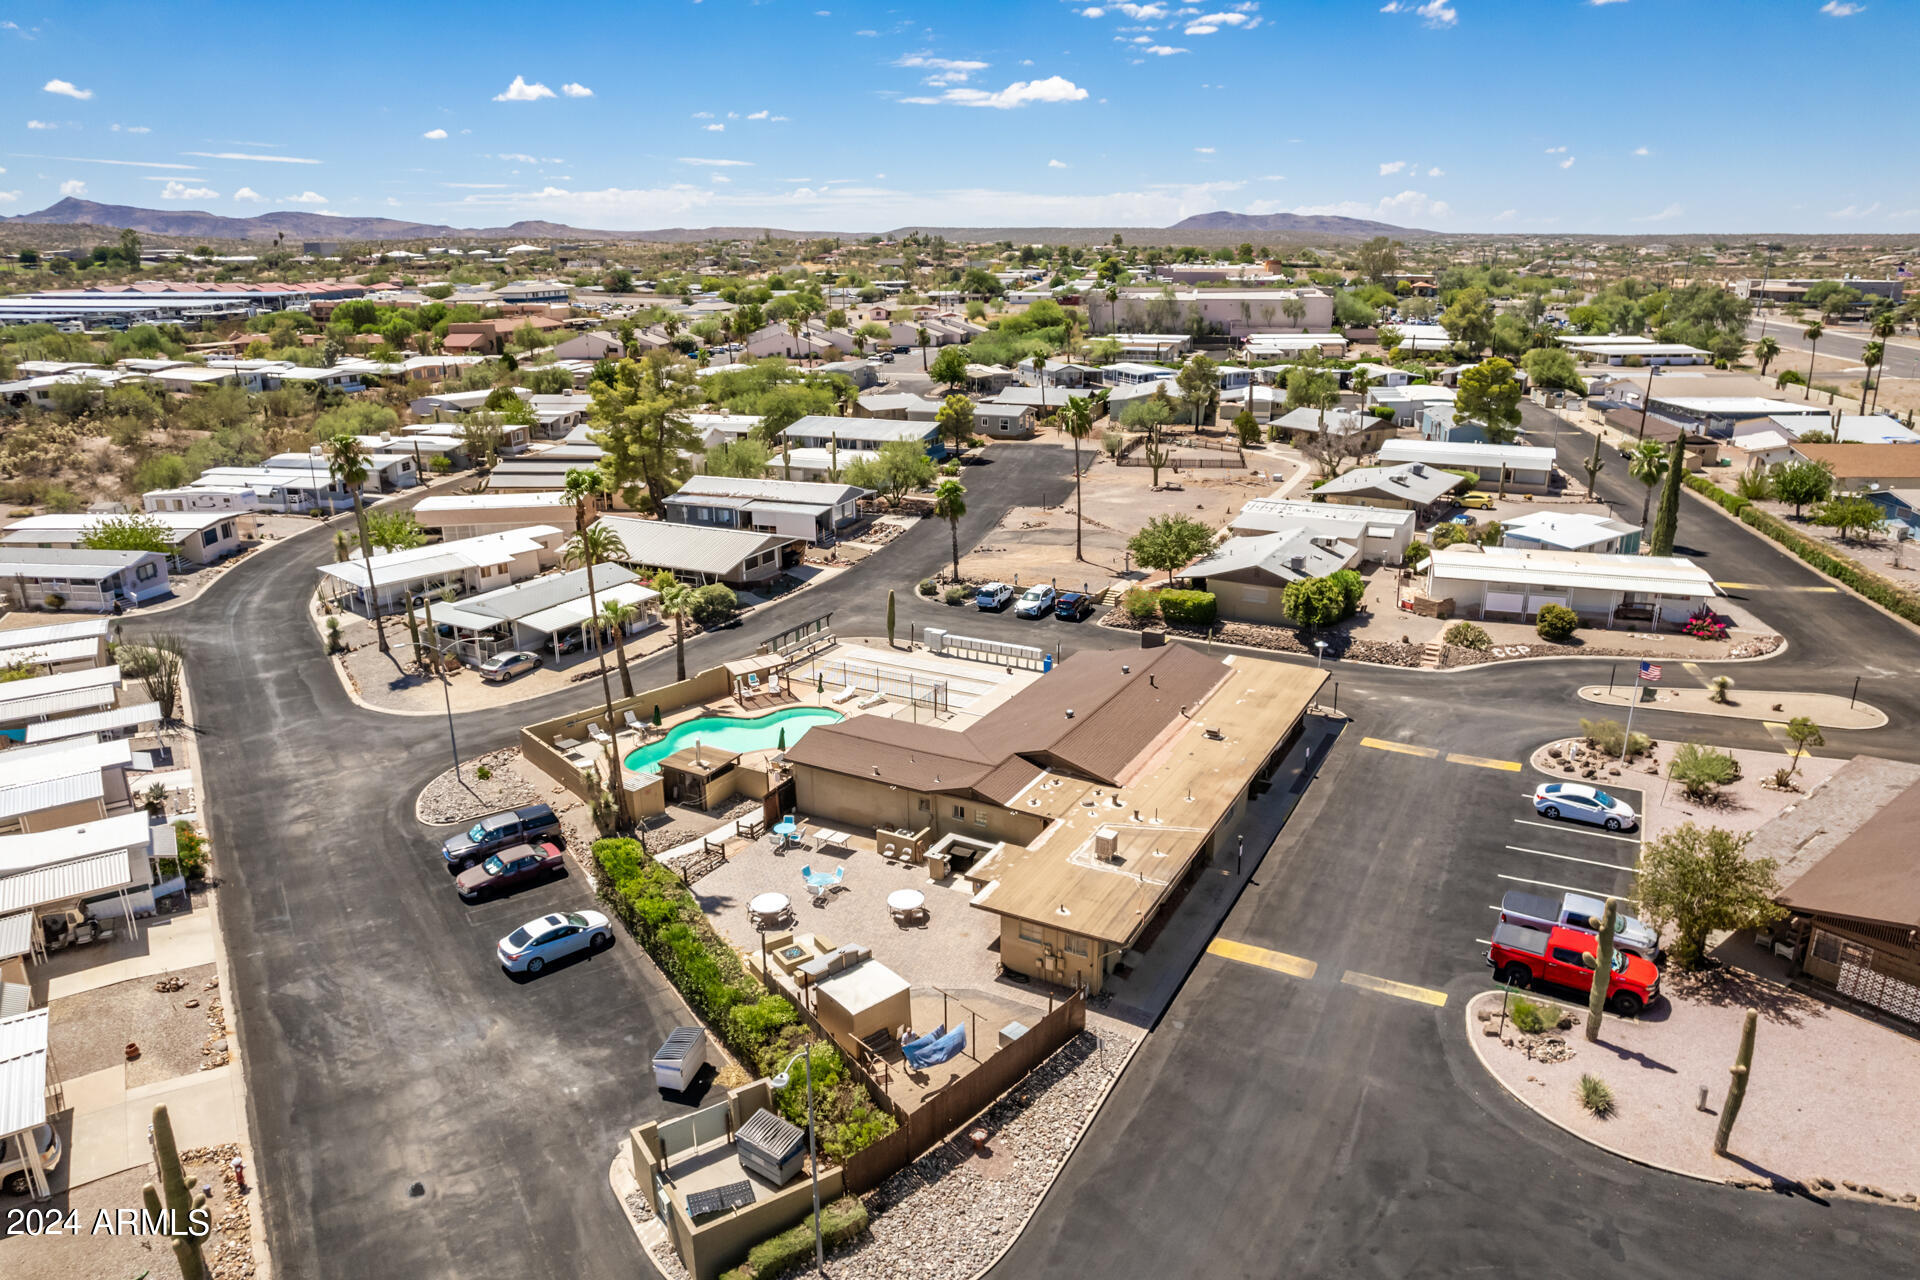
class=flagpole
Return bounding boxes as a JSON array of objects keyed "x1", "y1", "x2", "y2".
[{"x1": 1621, "y1": 670, "x2": 1643, "y2": 760}]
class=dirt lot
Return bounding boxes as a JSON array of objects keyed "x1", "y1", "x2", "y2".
[{"x1": 49, "y1": 963, "x2": 223, "y2": 1088}]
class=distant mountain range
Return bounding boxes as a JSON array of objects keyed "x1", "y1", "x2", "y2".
[{"x1": 3, "y1": 198, "x2": 1422, "y2": 247}]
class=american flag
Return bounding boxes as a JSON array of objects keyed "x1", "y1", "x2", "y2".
[
  {"x1": 1899, "y1": 262, "x2": 1913, "y2": 280},
  {"x1": 1640, "y1": 662, "x2": 1663, "y2": 682}
]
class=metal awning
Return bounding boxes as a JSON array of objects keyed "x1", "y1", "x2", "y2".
[
  {"x1": 0, "y1": 911, "x2": 31, "y2": 963},
  {"x1": 0, "y1": 1007, "x2": 49, "y2": 1136},
  {"x1": 0, "y1": 849, "x2": 135, "y2": 915},
  {"x1": 24, "y1": 701, "x2": 162, "y2": 742}
]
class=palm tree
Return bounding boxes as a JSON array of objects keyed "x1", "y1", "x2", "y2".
[
  {"x1": 598, "y1": 597, "x2": 639, "y2": 698},
  {"x1": 1031, "y1": 353, "x2": 1048, "y2": 418},
  {"x1": 1870, "y1": 313, "x2": 1897, "y2": 411},
  {"x1": 786, "y1": 314, "x2": 805, "y2": 363},
  {"x1": 1627, "y1": 438, "x2": 1669, "y2": 529},
  {"x1": 916, "y1": 326, "x2": 931, "y2": 371},
  {"x1": 1752, "y1": 335, "x2": 1780, "y2": 378},
  {"x1": 652, "y1": 571, "x2": 695, "y2": 683},
  {"x1": 934, "y1": 478, "x2": 968, "y2": 583},
  {"x1": 562, "y1": 523, "x2": 629, "y2": 706},
  {"x1": 564, "y1": 465, "x2": 610, "y2": 536},
  {"x1": 324, "y1": 434, "x2": 388, "y2": 653},
  {"x1": 1062, "y1": 397, "x2": 1094, "y2": 561},
  {"x1": 1104, "y1": 285, "x2": 1120, "y2": 335},
  {"x1": 1801, "y1": 321, "x2": 1823, "y2": 400},
  {"x1": 1860, "y1": 342, "x2": 1883, "y2": 413}
]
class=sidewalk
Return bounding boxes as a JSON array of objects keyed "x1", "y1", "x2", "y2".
[
  {"x1": 62, "y1": 1062, "x2": 247, "y2": 1185},
  {"x1": 37, "y1": 903, "x2": 218, "y2": 1001},
  {"x1": 1578, "y1": 684, "x2": 1887, "y2": 730}
]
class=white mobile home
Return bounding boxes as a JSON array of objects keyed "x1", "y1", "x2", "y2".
[{"x1": 1426, "y1": 546, "x2": 1717, "y2": 630}]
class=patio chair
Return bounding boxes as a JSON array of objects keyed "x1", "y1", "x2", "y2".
[
  {"x1": 801, "y1": 865, "x2": 844, "y2": 904},
  {"x1": 623, "y1": 710, "x2": 646, "y2": 734},
  {"x1": 587, "y1": 723, "x2": 614, "y2": 748},
  {"x1": 856, "y1": 692, "x2": 886, "y2": 709},
  {"x1": 831, "y1": 686, "x2": 860, "y2": 705}
]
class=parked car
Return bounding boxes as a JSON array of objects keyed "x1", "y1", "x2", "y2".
[
  {"x1": 1499, "y1": 889, "x2": 1661, "y2": 959},
  {"x1": 1487, "y1": 921, "x2": 1660, "y2": 1016},
  {"x1": 478, "y1": 650, "x2": 542, "y2": 683},
  {"x1": 456, "y1": 841, "x2": 566, "y2": 901},
  {"x1": 1054, "y1": 591, "x2": 1093, "y2": 621},
  {"x1": 411, "y1": 582, "x2": 465, "y2": 607},
  {"x1": 553, "y1": 630, "x2": 585, "y2": 655},
  {"x1": 1458, "y1": 492, "x2": 1496, "y2": 510},
  {"x1": 975, "y1": 582, "x2": 1014, "y2": 611},
  {"x1": 0, "y1": 1124, "x2": 61, "y2": 1196},
  {"x1": 1014, "y1": 585, "x2": 1057, "y2": 618},
  {"x1": 1533, "y1": 782, "x2": 1638, "y2": 831},
  {"x1": 894, "y1": 344, "x2": 913, "y2": 355},
  {"x1": 441, "y1": 803, "x2": 563, "y2": 872},
  {"x1": 497, "y1": 909, "x2": 613, "y2": 974}
]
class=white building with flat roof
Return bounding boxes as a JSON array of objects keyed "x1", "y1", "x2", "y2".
[
  {"x1": 1226, "y1": 496, "x2": 1415, "y2": 564},
  {"x1": 1427, "y1": 545, "x2": 1717, "y2": 630},
  {"x1": 1378, "y1": 438, "x2": 1557, "y2": 489},
  {"x1": 316, "y1": 526, "x2": 565, "y2": 613}
]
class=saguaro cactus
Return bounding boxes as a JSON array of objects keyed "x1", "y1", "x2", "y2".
[
  {"x1": 1713, "y1": 1007, "x2": 1759, "y2": 1156},
  {"x1": 1585, "y1": 897, "x2": 1619, "y2": 1044},
  {"x1": 887, "y1": 589, "x2": 897, "y2": 648},
  {"x1": 144, "y1": 1103, "x2": 209, "y2": 1279}
]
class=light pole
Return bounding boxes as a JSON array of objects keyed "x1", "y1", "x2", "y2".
[
  {"x1": 771, "y1": 1046, "x2": 824, "y2": 1275},
  {"x1": 1313, "y1": 639, "x2": 1328, "y2": 669}
]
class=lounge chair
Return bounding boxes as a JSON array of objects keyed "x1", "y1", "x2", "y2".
[
  {"x1": 587, "y1": 723, "x2": 614, "y2": 747},
  {"x1": 856, "y1": 693, "x2": 886, "y2": 710},
  {"x1": 831, "y1": 686, "x2": 860, "y2": 705},
  {"x1": 623, "y1": 710, "x2": 646, "y2": 734}
]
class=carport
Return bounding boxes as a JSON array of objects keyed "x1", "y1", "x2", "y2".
[
  {"x1": 512, "y1": 580, "x2": 660, "y2": 658},
  {"x1": 0, "y1": 911, "x2": 31, "y2": 1013},
  {"x1": 0, "y1": 848, "x2": 143, "y2": 959},
  {"x1": 0, "y1": 1008, "x2": 53, "y2": 1199}
]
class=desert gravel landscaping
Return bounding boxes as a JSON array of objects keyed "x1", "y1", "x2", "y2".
[{"x1": 49, "y1": 963, "x2": 222, "y2": 1087}]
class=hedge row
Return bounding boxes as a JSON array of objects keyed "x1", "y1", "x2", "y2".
[
  {"x1": 591, "y1": 839, "x2": 897, "y2": 1161},
  {"x1": 1156, "y1": 589, "x2": 1216, "y2": 628},
  {"x1": 721, "y1": 1197, "x2": 870, "y2": 1280},
  {"x1": 1683, "y1": 474, "x2": 1920, "y2": 626}
]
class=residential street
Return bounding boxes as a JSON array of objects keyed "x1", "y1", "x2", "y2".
[
  {"x1": 136, "y1": 426, "x2": 1920, "y2": 1279},
  {"x1": 1743, "y1": 316, "x2": 1920, "y2": 380}
]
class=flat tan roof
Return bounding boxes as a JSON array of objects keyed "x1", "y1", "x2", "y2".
[{"x1": 971, "y1": 656, "x2": 1323, "y2": 946}]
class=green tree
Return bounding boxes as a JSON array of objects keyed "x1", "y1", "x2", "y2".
[
  {"x1": 1858, "y1": 341, "x2": 1882, "y2": 414},
  {"x1": 1784, "y1": 716, "x2": 1824, "y2": 774},
  {"x1": 1439, "y1": 285, "x2": 1495, "y2": 356},
  {"x1": 1812, "y1": 492, "x2": 1883, "y2": 542},
  {"x1": 79, "y1": 513, "x2": 173, "y2": 554},
  {"x1": 325, "y1": 434, "x2": 387, "y2": 653},
  {"x1": 1175, "y1": 354, "x2": 1221, "y2": 430},
  {"x1": 1281, "y1": 575, "x2": 1348, "y2": 630},
  {"x1": 652, "y1": 570, "x2": 695, "y2": 683},
  {"x1": 916, "y1": 325, "x2": 931, "y2": 370},
  {"x1": 588, "y1": 351, "x2": 702, "y2": 514},
  {"x1": 1751, "y1": 335, "x2": 1780, "y2": 377},
  {"x1": 1627, "y1": 438, "x2": 1670, "y2": 530},
  {"x1": 702, "y1": 438, "x2": 771, "y2": 478},
  {"x1": 1770, "y1": 458, "x2": 1834, "y2": 517},
  {"x1": 564, "y1": 465, "x2": 612, "y2": 535},
  {"x1": 1455, "y1": 358, "x2": 1523, "y2": 457},
  {"x1": 1354, "y1": 235, "x2": 1401, "y2": 285},
  {"x1": 1128, "y1": 514, "x2": 1213, "y2": 585},
  {"x1": 1061, "y1": 396, "x2": 1095, "y2": 562},
  {"x1": 933, "y1": 479, "x2": 968, "y2": 582},
  {"x1": 928, "y1": 345, "x2": 969, "y2": 396},
  {"x1": 1634, "y1": 823, "x2": 1786, "y2": 970},
  {"x1": 1668, "y1": 742, "x2": 1741, "y2": 801},
  {"x1": 1520, "y1": 345, "x2": 1583, "y2": 393},
  {"x1": 564, "y1": 522, "x2": 630, "y2": 704},
  {"x1": 1647, "y1": 435, "x2": 1686, "y2": 556},
  {"x1": 1232, "y1": 408, "x2": 1260, "y2": 446},
  {"x1": 599, "y1": 596, "x2": 640, "y2": 699},
  {"x1": 935, "y1": 394, "x2": 975, "y2": 457},
  {"x1": 843, "y1": 438, "x2": 935, "y2": 506}
]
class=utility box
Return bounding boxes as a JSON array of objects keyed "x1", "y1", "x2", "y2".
[
  {"x1": 923, "y1": 627, "x2": 947, "y2": 654},
  {"x1": 652, "y1": 1027, "x2": 707, "y2": 1093}
]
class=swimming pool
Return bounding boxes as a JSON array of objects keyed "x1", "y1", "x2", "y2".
[{"x1": 624, "y1": 706, "x2": 844, "y2": 772}]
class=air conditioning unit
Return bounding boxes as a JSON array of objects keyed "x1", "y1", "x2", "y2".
[{"x1": 1094, "y1": 826, "x2": 1118, "y2": 859}]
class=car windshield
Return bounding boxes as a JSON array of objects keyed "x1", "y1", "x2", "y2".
[
  {"x1": 1609, "y1": 951, "x2": 1630, "y2": 973},
  {"x1": 506, "y1": 927, "x2": 531, "y2": 948},
  {"x1": 565, "y1": 911, "x2": 590, "y2": 927},
  {"x1": 1592, "y1": 791, "x2": 1617, "y2": 808},
  {"x1": 483, "y1": 855, "x2": 506, "y2": 875},
  {"x1": 467, "y1": 823, "x2": 488, "y2": 842}
]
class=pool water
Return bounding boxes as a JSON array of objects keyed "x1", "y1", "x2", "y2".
[{"x1": 624, "y1": 706, "x2": 844, "y2": 772}]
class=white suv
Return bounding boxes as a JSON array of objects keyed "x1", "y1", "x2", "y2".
[{"x1": 975, "y1": 582, "x2": 1014, "y2": 611}]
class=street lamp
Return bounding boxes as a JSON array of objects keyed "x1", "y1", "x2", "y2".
[
  {"x1": 771, "y1": 1045, "x2": 825, "y2": 1275},
  {"x1": 1313, "y1": 639, "x2": 1328, "y2": 669}
]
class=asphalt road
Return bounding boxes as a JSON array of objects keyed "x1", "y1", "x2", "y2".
[
  {"x1": 1744, "y1": 317, "x2": 1920, "y2": 380},
  {"x1": 141, "y1": 425, "x2": 1920, "y2": 1279}
]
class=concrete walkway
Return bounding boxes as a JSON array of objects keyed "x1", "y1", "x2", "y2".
[
  {"x1": 1578, "y1": 684, "x2": 1888, "y2": 729},
  {"x1": 1467, "y1": 978, "x2": 1920, "y2": 1199},
  {"x1": 39, "y1": 906, "x2": 218, "y2": 1001},
  {"x1": 62, "y1": 1061, "x2": 248, "y2": 1185}
]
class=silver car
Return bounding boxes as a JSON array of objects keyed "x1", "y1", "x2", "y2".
[
  {"x1": 1533, "y1": 782, "x2": 1638, "y2": 831},
  {"x1": 0, "y1": 1124, "x2": 62, "y2": 1195},
  {"x1": 497, "y1": 909, "x2": 613, "y2": 974},
  {"x1": 478, "y1": 650, "x2": 542, "y2": 683}
]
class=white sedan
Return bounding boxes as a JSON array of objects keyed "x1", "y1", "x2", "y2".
[
  {"x1": 496, "y1": 909, "x2": 613, "y2": 974},
  {"x1": 1533, "y1": 783, "x2": 1638, "y2": 832}
]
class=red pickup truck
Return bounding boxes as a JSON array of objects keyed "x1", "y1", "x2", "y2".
[{"x1": 1487, "y1": 921, "x2": 1661, "y2": 1016}]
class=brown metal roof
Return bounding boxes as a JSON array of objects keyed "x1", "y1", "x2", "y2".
[
  {"x1": 1791, "y1": 443, "x2": 1920, "y2": 480},
  {"x1": 1778, "y1": 782, "x2": 1920, "y2": 932}
]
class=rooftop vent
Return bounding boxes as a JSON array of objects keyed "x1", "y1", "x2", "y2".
[
  {"x1": 1094, "y1": 827, "x2": 1119, "y2": 860},
  {"x1": 1409, "y1": 462, "x2": 1427, "y2": 476}
]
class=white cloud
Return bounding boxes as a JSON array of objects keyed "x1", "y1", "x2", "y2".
[
  {"x1": 1632, "y1": 202, "x2": 1684, "y2": 223},
  {"x1": 283, "y1": 190, "x2": 328, "y2": 204},
  {"x1": 1820, "y1": 2, "x2": 1864, "y2": 14},
  {"x1": 910, "y1": 76, "x2": 1090, "y2": 109},
  {"x1": 1183, "y1": 10, "x2": 1256, "y2": 34},
  {"x1": 1078, "y1": 4, "x2": 1106, "y2": 12},
  {"x1": 1290, "y1": 189, "x2": 1449, "y2": 224},
  {"x1": 1049, "y1": 158, "x2": 1069, "y2": 168},
  {"x1": 22, "y1": 153, "x2": 197, "y2": 169},
  {"x1": 692, "y1": 111, "x2": 714, "y2": 118},
  {"x1": 493, "y1": 75, "x2": 555, "y2": 102},
  {"x1": 1559, "y1": 155, "x2": 1575, "y2": 169},
  {"x1": 1829, "y1": 202, "x2": 1882, "y2": 218},
  {"x1": 422, "y1": 128, "x2": 448, "y2": 140},
  {"x1": 747, "y1": 110, "x2": 770, "y2": 120},
  {"x1": 159, "y1": 181, "x2": 220, "y2": 200},
  {"x1": 771, "y1": 115, "x2": 790, "y2": 122},
  {"x1": 677, "y1": 157, "x2": 754, "y2": 167},
  {"x1": 855, "y1": 28, "x2": 878, "y2": 36},
  {"x1": 42, "y1": 78, "x2": 91, "y2": 100},
  {"x1": 0, "y1": 191, "x2": 20, "y2": 204},
  {"x1": 494, "y1": 152, "x2": 564, "y2": 164},
  {"x1": 26, "y1": 120, "x2": 54, "y2": 130},
  {"x1": 1544, "y1": 145, "x2": 1567, "y2": 154},
  {"x1": 58, "y1": 178, "x2": 85, "y2": 196},
  {"x1": 233, "y1": 187, "x2": 262, "y2": 201},
  {"x1": 1379, "y1": 160, "x2": 1407, "y2": 175},
  {"x1": 704, "y1": 123, "x2": 725, "y2": 132},
  {"x1": 1632, "y1": 146, "x2": 1649, "y2": 156},
  {"x1": 1380, "y1": 0, "x2": 1457, "y2": 26},
  {"x1": 1426, "y1": 166, "x2": 1444, "y2": 177},
  {"x1": 110, "y1": 123, "x2": 150, "y2": 133},
  {"x1": 897, "y1": 53, "x2": 990, "y2": 71},
  {"x1": 711, "y1": 173, "x2": 731, "y2": 183},
  {"x1": 1114, "y1": 2, "x2": 1167, "y2": 16},
  {"x1": 561, "y1": 82, "x2": 593, "y2": 97},
  {"x1": 1589, "y1": 0, "x2": 1629, "y2": 5},
  {"x1": 1258, "y1": 173, "x2": 1286, "y2": 181},
  {"x1": 1143, "y1": 44, "x2": 1189, "y2": 55},
  {"x1": 1491, "y1": 209, "x2": 1516, "y2": 222},
  {"x1": 186, "y1": 151, "x2": 320, "y2": 164}
]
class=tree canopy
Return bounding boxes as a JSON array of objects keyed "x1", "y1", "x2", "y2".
[{"x1": 1128, "y1": 514, "x2": 1213, "y2": 584}]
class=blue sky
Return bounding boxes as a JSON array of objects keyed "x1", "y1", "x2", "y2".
[{"x1": 2, "y1": 0, "x2": 1913, "y2": 234}]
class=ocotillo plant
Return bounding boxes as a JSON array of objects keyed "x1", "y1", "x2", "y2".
[
  {"x1": 144, "y1": 1103, "x2": 209, "y2": 1279},
  {"x1": 1585, "y1": 897, "x2": 1620, "y2": 1043},
  {"x1": 1713, "y1": 1007, "x2": 1759, "y2": 1156}
]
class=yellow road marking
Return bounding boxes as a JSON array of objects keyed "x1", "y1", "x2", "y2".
[
  {"x1": 1445, "y1": 752, "x2": 1522, "y2": 772},
  {"x1": 1682, "y1": 661, "x2": 1705, "y2": 681},
  {"x1": 1360, "y1": 737, "x2": 1438, "y2": 759},
  {"x1": 1714, "y1": 582, "x2": 1838, "y2": 593},
  {"x1": 1341, "y1": 971, "x2": 1449, "y2": 1006},
  {"x1": 1208, "y1": 938, "x2": 1317, "y2": 979},
  {"x1": 1714, "y1": 581, "x2": 1758, "y2": 589}
]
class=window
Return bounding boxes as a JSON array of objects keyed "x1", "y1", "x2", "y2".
[
  {"x1": 135, "y1": 562, "x2": 159, "y2": 582},
  {"x1": 1065, "y1": 936, "x2": 1090, "y2": 957},
  {"x1": 951, "y1": 805, "x2": 966, "y2": 821},
  {"x1": 917, "y1": 798, "x2": 930, "y2": 812},
  {"x1": 974, "y1": 812, "x2": 988, "y2": 828},
  {"x1": 1018, "y1": 923, "x2": 1044, "y2": 945},
  {"x1": 202, "y1": 528, "x2": 219, "y2": 547},
  {"x1": 1240, "y1": 587, "x2": 1268, "y2": 604}
]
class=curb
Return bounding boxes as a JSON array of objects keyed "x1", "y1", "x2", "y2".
[
  {"x1": 607, "y1": 1146, "x2": 678, "y2": 1280},
  {"x1": 1573, "y1": 685, "x2": 1888, "y2": 730}
]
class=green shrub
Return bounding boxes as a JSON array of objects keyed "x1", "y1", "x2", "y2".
[
  {"x1": 1535, "y1": 603, "x2": 1579, "y2": 642},
  {"x1": 169, "y1": 820, "x2": 209, "y2": 880},
  {"x1": 1156, "y1": 589, "x2": 1217, "y2": 628},
  {"x1": 917, "y1": 578, "x2": 936, "y2": 597},
  {"x1": 1577, "y1": 1073, "x2": 1616, "y2": 1118},
  {"x1": 1669, "y1": 742, "x2": 1740, "y2": 801},
  {"x1": 475, "y1": 764, "x2": 493, "y2": 781},
  {"x1": 1121, "y1": 586, "x2": 1158, "y2": 622},
  {"x1": 1328, "y1": 568, "x2": 1365, "y2": 616},
  {"x1": 943, "y1": 585, "x2": 965, "y2": 605},
  {"x1": 1443, "y1": 621, "x2": 1491, "y2": 650},
  {"x1": 690, "y1": 582, "x2": 740, "y2": 626},
  {"x1": 1580, "y1": 717, "x2": 1651, "y2": 760},
  {"x1": 1508, "y1": 994, "x2": 1556, "y2": 1034},
  {"x1": 734, "y1": 1197, "x2": 869, "y2": 1279}
]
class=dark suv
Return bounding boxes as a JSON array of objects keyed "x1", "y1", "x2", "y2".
[
  {"x1": 440, "y1": 804, "x2": 562, "y2": 872},
  {"x1": 1054, "y1": 591, "x2": 1093, "y2": 621}
]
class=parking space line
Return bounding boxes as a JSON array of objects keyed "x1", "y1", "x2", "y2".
[
  {"x1": 1445, "y1": 752, "x2": 1522, "y2": 772},
  {"x1": 1207, "y1": 938, "x2": 1317, "y2": 980},
  {"x1": 1498, "y1": 872, "x2": 1636, "y2": 902},
  {"x1": 1341, "y1": 971, "x2": 1448, "y2": 1006},
  {"x1": 1506, "y1": 844, "x2": 1639, "y2": 874},
  {"x1": 1511, "y1": 818, "x2": 1641, "y2": 844},
  {"x1": 1360, "y1": 737, "x2": 1438, "y2": 759}
]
